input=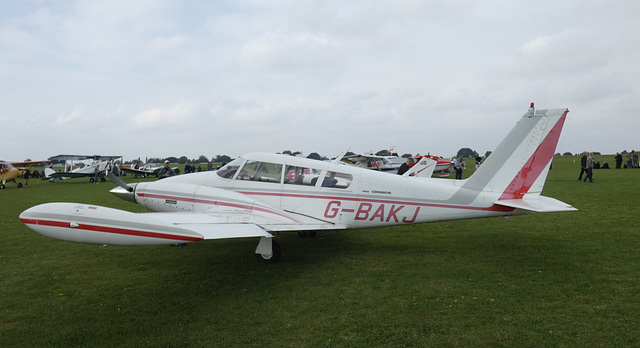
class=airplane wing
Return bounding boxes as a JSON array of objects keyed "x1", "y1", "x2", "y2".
[
  {"x1": 343, "y1": 154, "x2": 393, "y2": 170},
  {"x1": 11, "y1": 160, "x2": 51, "y2": 167},
  {"x1": 49, "y1": 155, "x2": 122, "y2": 161},
  {"x1": 93, "y1": 155, "x2": 122, "y2": 161},
  {"x1": 344, "y1": 154, "x2": 392, "y2": 162},
  {"x1": 122, "y1": 166, "x2": 175, "y2": 175},
  {"x1": 49, "y1": 155, "x2": 93, "y2": 161},
  {"x1": 121, "y1": 167, "x2": 154, "y2": 175},
  {"x1": 47, "y1": 172, "x2": 95, "y2": 178},
  {"x1": 149, "y1": 210, "x2": 344, "y2": 239},
  {"x1": 20, "y1": 202, "x2": 345, "y2": 246}
]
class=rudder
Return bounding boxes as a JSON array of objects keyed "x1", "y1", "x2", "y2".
[{"x1": 463, "y1": 105, "x2": 569, "y2": 198}]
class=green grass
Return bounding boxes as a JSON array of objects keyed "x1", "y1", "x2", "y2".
[{"x1": 1, "y1": 158, "x2": 639, "y2": 347}]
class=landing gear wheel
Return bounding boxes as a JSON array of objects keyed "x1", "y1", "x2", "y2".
[
  {"x1": 0, "y1": 184, "x2": 5, "y2": 189},
  {"x1": 255, "y1": 239, "x2": 281, "y2": 263},
  {"x1": 17, "y1": 183, "x2": 23, "y2": 188},
  {"x1": 101, "y1": 177, "x2": 106, "y2": 182},
  {"x1": 89, "y1": 178, "x2": 95, "y2": 183}
]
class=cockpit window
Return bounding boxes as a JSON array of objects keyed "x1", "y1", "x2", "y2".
[
  {"x1": 284, "y1": 165, "x2": 322, "y2": 185},
  {"x1": 215, "y1": 158, "x2": 244, "y2": 179},
  {"x1": 236, "y1": 160, "x2": 282, "y2": 183},
  {"x1": 322, "y1": 171, "x2": 353, "y2": 188}
]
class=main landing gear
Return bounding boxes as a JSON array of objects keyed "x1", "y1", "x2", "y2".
[
  {"x1": 254, "y1": 236, "x2": 282, "y2": 263},
  {"x1": 0, "y1": 181, "x2": 21, "y2": 189}
]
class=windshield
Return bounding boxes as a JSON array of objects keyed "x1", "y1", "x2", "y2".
[
  {"x1": 237, "y1": 160, "x2": 283, "y2": 183},
  {"x1": 215, "y1": 158, "x2": 244, "y2": 179},
  {"x1": 1, "y1": 162, "x2": 14, "y2": 171}
]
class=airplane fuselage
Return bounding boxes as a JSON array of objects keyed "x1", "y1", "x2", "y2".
[{"x1": 120, "y1": 153, "x2": 516, "y2": 231}]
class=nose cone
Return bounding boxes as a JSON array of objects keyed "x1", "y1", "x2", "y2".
[{"x1": 110, "y1": 183, "x2": 138, "y2": 203}]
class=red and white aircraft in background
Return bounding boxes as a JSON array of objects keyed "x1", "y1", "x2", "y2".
[
  {"x1": 20, "y1": 105, "x2": 576, "y2": 262},
  {"x1": 413, "y1": 154, "x2": 453, "y2": 177},
  {"x1": 345, "y1": 152, "x2": 452, "y2": 176}
]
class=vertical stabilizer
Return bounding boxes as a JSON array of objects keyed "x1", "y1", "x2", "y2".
[{"x1": 463, "y1": 106, "x2": 569, "y2": 199}]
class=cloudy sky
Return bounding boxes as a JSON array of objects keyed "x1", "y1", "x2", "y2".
[{"x1": 2, "y1": 0, "x2": 639, "y2": 162}]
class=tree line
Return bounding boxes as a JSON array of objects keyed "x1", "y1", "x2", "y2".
[{"x1": 136, "y1": 148, "x2": 624, "y2": 166}]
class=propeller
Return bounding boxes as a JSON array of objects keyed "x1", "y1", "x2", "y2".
[
  {"x1": 107, "y1": 171, "x2": 133, "y2": 192},
  {"x1": 106, "y1": 172, "x2": 138, "y2": 203}
]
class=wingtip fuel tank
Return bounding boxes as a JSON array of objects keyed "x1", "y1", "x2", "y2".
[{"x1": 20, "y1": 202, "x2": 203, "y2": 246}]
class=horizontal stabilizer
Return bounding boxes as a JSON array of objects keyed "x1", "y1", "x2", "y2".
[{"x1": 494, "y1": 196, "x2": 577, "y2": 213}]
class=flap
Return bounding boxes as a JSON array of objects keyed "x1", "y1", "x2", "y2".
[
  {"x1": 147, "y1": 211, "x2": 345, "y2": 240},
  {"x1": 174, "y1": 223, "x2": 273, "y2": 239}
]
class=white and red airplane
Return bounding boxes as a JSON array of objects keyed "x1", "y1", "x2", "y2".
[
  {"x1": 345, "y1": 152, "x2": 452, "y2": 176},
  {"x1": 20, "y1": 105, "x2": 576, "y2": 262},
  {"x1": 413, "y1": 154, "x2": 453, "y2": 177},
  {"x1": 343, "y1": 152, "x2": 406, "y2": 172}
]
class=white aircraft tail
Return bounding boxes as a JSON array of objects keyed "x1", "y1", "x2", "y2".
[
  {"x1": 43, "y1": 167, "x2": 55, "y2": 179},
  {"x1": 403, "y1": 157, "x2": 437, "y2": 178},
  {"x1": 462, "y1": 105, "x2": 575, "y2": 212}
]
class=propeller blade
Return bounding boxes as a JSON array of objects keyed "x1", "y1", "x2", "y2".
[{"x1": 107, "y1": 172, "x2": 133, "y2": 192}]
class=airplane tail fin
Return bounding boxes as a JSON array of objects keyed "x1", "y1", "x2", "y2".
[
  {"x1": 403, "y1": 157, "x2": 437, "y2": 177},
  {"x1": 462, "y1": 105, "x2": 575, "y2": 212},
  {"x1": 43, "y1": 167, "x2": 55, "y2": 179}
]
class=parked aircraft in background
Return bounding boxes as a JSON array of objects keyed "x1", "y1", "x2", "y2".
[
  {"x1": 343, "y1": 152, "x2": 405, "y2": 172},
  {"x1": 21, "y1": 105, "x2": 576, "y2": 263},
  {"x1": 121, "y1": 162, "x2": 180, "y2": 178},
  {"x1": 121, "y1": 163, "x2": 163, "y2": 177},
  {"x1": 345, "y1": 152, "x2": 453, "y2": 176},
  {"x1": 0, "y1": 160, "x2": 51, "y2": 189},
  {"x1": 413, "y1": 154, "x2": 453, "y2": 177},
  {"x1": 43, "y1": 155, "x2": 121, "y2": 183}
]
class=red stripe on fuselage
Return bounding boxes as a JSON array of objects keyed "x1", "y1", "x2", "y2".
[
  {"x1": 19, "y1": 218, "x2": 202, "y2": 242},
  {"x1": 500, "y1": 109, "x2": 568, "y2": 200},
  {"x1": 238, "y1": 191, "x2": 514, "y2": 212}
]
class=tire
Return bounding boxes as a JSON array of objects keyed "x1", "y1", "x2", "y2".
[{"x1": 255, "y1": 240, "x2": 281, "y2": 263}]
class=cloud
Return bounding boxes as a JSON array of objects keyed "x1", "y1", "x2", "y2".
[
  {"x1": 132, "y1": 101, "x2": 196, "y2": 127},
  {"x1": 55, "y1": 107, "x2": 83, "y2": 125},
  {"x1": 147, "y1": 34, "x2": 189, "y2": 50},
  {"x1": 2, "y1": 1, "x2": 640, "y2": 161}
]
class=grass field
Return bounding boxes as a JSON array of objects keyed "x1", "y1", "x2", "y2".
[{"x1": 1, "y1": 156, "x2": 639, "y2": 347}]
